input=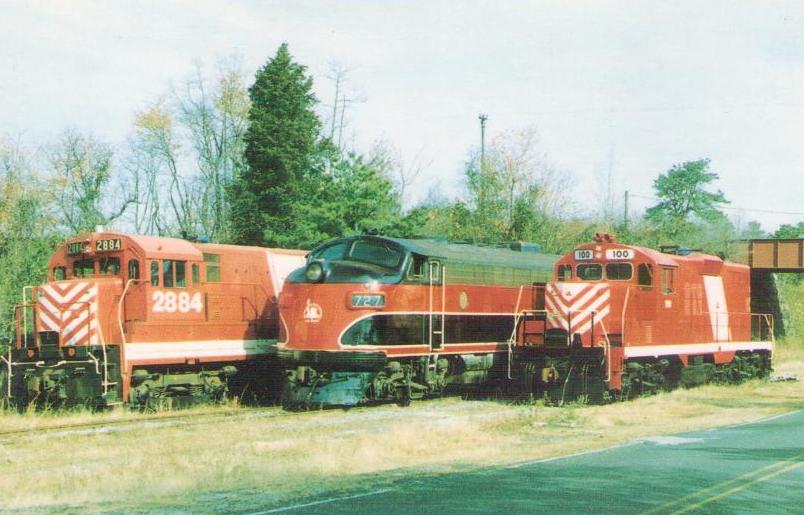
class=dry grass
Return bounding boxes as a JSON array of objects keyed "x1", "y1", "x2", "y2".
[{"x1": 1, "y1": 341, "x2": 803, "y2": 511}]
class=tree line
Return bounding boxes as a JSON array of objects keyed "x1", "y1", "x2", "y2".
[{"x1": 0, "y1": 43, "x2": 800, "y2": 343}]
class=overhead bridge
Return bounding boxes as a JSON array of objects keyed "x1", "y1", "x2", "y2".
[
  {"x1": 732, "y1": 238, "x2": 804, "y2": 338},
  {"x1": 733, "y1": 239, "x2": 804, "y2": 272}
]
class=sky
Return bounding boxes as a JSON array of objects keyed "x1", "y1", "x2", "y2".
[{"x1": 1, "y1": 0, "x2": 803, "y2": 233}]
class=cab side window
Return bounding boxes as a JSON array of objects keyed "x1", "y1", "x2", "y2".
[
  {"x1": 661, "y1": 267, "x2": 675, "y2": 294},
  {"x1": 557, "y1": 264, "x2": 572, "y2": 281},
  {"x1": 204, "y1": 254, "x2": 221, "y2": 283},
  {"x1": 128, "y1": 259, "x2": 140, "y2": 280},
  {"x1": 150, "y1": 261, "x2": 159, "y2": 286},
  {"x1": 161, "y1": 260, "x2": 187, "y2": 288},
  {"x1": 637, "y1": 263, "x2": 652, "y2": 287},
  {"x1": 407, "y1": 254, "x2": 427, "y2": 281},
  {"x1": 53, "y1": 266, "x2": 66, "y2": 281}
]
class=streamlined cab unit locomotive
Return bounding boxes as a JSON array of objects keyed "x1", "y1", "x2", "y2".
[
  {"x1": 5, "y1": 231, "x2": 306, "y2": 408},
  {"x1": 517, "y1": 234, "x2": 774, "y2": 402},
  {"x1": 278, "y1": 235, "x2": 558, "y2": 407}
]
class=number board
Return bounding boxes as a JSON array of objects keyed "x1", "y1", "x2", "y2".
[
  {"x1": 95, "y1": 239, "x2": 122, "y2": 252},
  {"x1": 351, "y1": 294, "x2": 385, "y2": 308},
  {"x1": 67, "y1": 242, "x2": 88, "y2": 255},
  {"x1": 574, "y1": 249, "x2": 594, "y2": 261},
  {"x1": 605, "y1": 248, "x2": 634, "y2": 260}
]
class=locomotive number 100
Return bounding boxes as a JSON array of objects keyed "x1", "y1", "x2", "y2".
[{"x1": 152, "y1": 291, "x2": 204, "y2": 313}]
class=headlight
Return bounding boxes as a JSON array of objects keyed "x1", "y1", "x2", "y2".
[{"x1": 305, "y1": 262, "x2": 325, "y2": 282}]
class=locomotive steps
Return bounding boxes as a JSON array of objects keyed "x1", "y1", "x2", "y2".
[{"x1": 0, "y1": 340, "x2": 802, "y2": 512}]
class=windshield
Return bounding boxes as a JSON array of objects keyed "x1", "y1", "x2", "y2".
[
  {"x1": 577, "y1": 263, "x2": 603, "y2": 281},
  {"x1": 347, "y1": 239, "x2": 403, "y2": 269}
]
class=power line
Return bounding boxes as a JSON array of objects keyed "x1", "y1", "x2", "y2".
[{"x1": 628, "y1": 193, "x2": 804, "y2": 217}]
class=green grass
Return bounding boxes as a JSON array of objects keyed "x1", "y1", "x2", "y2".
[{"x1": 778, "y1": 276, "x2": 804, "y2": 338}]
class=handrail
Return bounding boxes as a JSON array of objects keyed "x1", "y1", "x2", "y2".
[
  {"x1": 1, "y1": 343, "x2": 11, "y2": 399},
  {"x1": 507, "y1": 285, "x2": 526, "y2": 380},
  {"x1": 596, "y1": 315, "x2": 612, "y2": 383},
  {"x1": 21, "y1": 286, "x2": 34, "y2": 348},
  {"x1": 621, "y1": 286, "x2": 631, "y2": 347},
  {"x1": 111, "y1": 278, "x2": 140, "y2": 395}
]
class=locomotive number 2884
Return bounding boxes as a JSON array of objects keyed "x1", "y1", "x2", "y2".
[{"x1": 152, "y1": 291, "x2": 204, "y2": 313}]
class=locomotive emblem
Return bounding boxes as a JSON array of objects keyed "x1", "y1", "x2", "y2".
[{"x1": 303, "y1": 299, "x2": 323, "y2": 323}]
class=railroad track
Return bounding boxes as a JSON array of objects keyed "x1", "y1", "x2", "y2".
[
  {"x1": 0, "y1": 406, "x2": 284, "y2": 441},
  {"x1": 0, "y1": 403, "x2": 381, "y2": 442}
]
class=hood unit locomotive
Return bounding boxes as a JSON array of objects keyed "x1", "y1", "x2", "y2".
[
  {"x1": 517, "y1": 234, "x2": 774, "y2": 402},
  {"x1": 278, "y1": 235, "x2": 559, "y2": 407},
  {"x1": 5, "y1": 232, "x2": 306, "y2": 408}
]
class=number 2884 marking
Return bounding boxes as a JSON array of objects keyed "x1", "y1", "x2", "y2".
[{"x1": 152, "y1": 291, "x2": 204, "y2": 313}]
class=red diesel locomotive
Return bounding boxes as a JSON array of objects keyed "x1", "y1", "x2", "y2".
[
  {"x1": 277, "y1": 235, "x2": 558, "y2": 407},
  {"x1": 517, "y1": 234, "x2": 774, "y2": 402},
  {"x1": 4, "y1": 231, "x2": 306, "y2": 408}
]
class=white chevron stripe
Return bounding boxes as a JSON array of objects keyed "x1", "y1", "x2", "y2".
[
  {"x1": 38, "y1": 296, "x2": 60, "y2": 319},
  {"x1": 64, "y1": 325, "x2": 88, "y2": 346},
  {"x1": 573, "y1": 306, "x2": 611, "y2": 336},
  {"x1": 61, "y1": 283, "x2": 89, "y2": 304},
  {"x1": 62, "y1": 309, "x2": 89, "y2": 338},
  {"x1": 38, "y1": 312, "x2": 59, "y2": 332},
  {"x1": 556, "y1": 283, "x2": 606, "y2": 314},
  {"x1": 567, "y1": 291, "x2": 611, "y2": 333}
]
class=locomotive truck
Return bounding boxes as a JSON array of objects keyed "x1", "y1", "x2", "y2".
[{"x1": 2, "y1": 231, "x2": 306, "y2": 408}]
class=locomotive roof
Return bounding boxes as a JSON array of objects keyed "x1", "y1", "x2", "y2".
[
  {"x1": 377, "y1": 236, "x2": 559, "y2": 270},
  {"x1": 125, "y1": 234, "x2": 202, "y2": 260},
  {"x1": 570, "y1": 240, "x2": 746, "y2": 273}
]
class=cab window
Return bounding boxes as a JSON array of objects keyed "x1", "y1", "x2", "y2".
[
  {"x1": 73, "y1": 259, "x2": 94, "y2": 278},
  {"x1": 557, "y1": 264, "x2": 572, "y2": 281},
  {"x1": 638, "y1": 264, "x2": 652, "y2": 287},
  {"x1": 192, "y1": 264, "x2": 200, "y2": 285},
  {"x1": 577, "y1": 263, "x2": 602, "y2": 281},
  {"x1": 53, "y1": 267, "x2": 66, "y2": 281},
  {"x1": 605, "y1": 263, "x2": 632, "y2": 281},
  {"x1": 128, "y1": 259, "x2": 140, "y2": 280},
  {"x1": 150, "y1": 261, "x2": 159, "y2": 286},
  {"x1": 661, "y1": 267, "x2": 676, "y2": 294},
  {"x1": 99, "y1": 256, "x2": 120, "y2": 275},
  {"x1": 312, "y1": 242, "x2": 348, "y2": 261},
  {"x1": 407, "y1": 254, "x2": 427, "y2": 280},
  {"x1": 162, "y1": 260, "x2": 187, "y2": 288},
  {"x1": 204, "y1": 254, "x2": 220, "y2": 283},
  {"x1": 175, "y1": 261, "x2": 186, "y2": 287}
]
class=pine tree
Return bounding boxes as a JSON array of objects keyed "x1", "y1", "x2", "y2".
[{"x1": 228, "y1": 43, "x2": 320, "y2": 245}]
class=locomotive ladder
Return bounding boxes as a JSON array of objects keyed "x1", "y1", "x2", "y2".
[{"x1": 427, "y1": 263, "x2": 446, "y2": 381}]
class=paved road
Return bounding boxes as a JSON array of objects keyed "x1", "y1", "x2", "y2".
[{"x1": 252, "y1": 410, "x2": 804, "y2": 514}]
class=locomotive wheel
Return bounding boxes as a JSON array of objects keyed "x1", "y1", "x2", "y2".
[{"x1": 395, "y1": 384, "x2": 412, "y2": 407}]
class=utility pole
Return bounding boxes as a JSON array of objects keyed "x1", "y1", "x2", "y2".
[
  {"x1": 479, "y1": 114, "x2": 488, "y2": 172},
  {"x1": 624, "y1": 190, "x2": 629, "y2": 231}
]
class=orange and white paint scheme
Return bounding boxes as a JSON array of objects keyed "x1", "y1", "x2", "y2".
[
  {"x1": 10, "y1": 231, "x2": 306, "y2": 406},
  {"x1": 539, "y1": 234, "x2": 774, "y2": 391}
]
